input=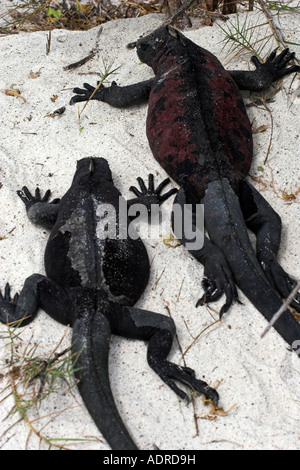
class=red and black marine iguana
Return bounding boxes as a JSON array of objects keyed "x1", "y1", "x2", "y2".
[
  {"x1": 70, "y1": 26, "x2": 300, "y2": 350},
  {"x1": 0, "y1": 158, "x2": 218, "y2": 450}
]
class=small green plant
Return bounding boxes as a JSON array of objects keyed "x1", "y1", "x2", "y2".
[
  {"x1": 219, "y1": 14, "x2": 273, "y2": 61},
  {"x1": 77, "y1": 58, "x2": 122, "y2": 122},
  {"x1": 46, "y1": 6, "x2": 62, "y2": 19},
  {"x1": 219, "y1": 2, "x2": 300, "y2": 61},
  {"x1": 99, "y1": 58, "x2": 123, "y2": 84},
  {"x1": 0, "y1": 323, "x2": 94, "y2": 449},
  {"x1": 0, "y1": 0, "x2": 51, "y2": 32},
  {"x1": 219, "y1": 2, "x2": 300, "y2": 165},
  {"x1": 266, "y1": 0, "x2": 300, "y2": 14}
]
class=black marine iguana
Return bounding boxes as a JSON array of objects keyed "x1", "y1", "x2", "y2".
[
  {"x1": 70, "y1": 26, "x2": 300, "y2": 350},
  {"x1": 0, "y1": 157, "x2": 218, "y2": 450}
]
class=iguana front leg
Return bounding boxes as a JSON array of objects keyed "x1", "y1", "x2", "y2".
[
  {"x1": 110, "y1": 303, "x2": 219, "y2": 404},
  {"x1": 69, "y1": 48, "x2": 300, "y2": 106},
  {"x1": 17, "y1": 186, "x2": 60, "y2": 229},
  {"x1": 70, "y1": 79, "x2": 154, "y2": 108},
  {"x1": 229, "y1": 48, "x2": 300, "y2": 92},
  {"x1": 128, "y1": 173, "x2": 177, "y2": 211}
]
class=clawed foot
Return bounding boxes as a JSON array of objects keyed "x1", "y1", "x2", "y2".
[
  {"x1": 0, "y1": 283, "x2": 19, "y2": 324},
  {"x1": 70, "y1": 81, "x2": 107, "y2": 105},
  {"x1": 196, "y1": 255, "x2": 239, "y2": 318},
  {"x1": 129, "y1": 174, "x2": 177, "y2": 211},
  {"x1": 17, "y1": 186, "x2": 59, "y2": 211},
  {"x1": 0, "y1": 283, "x2": 19, "y2": 305},
  {"x1": 251, "y1": 48, "x2": 300, "y2": 89},
  {"x1": 262, "y1": 260, "x2": 300, "y2": 312},
  {"x1": 17, "y1": 186, "x2": 60, "y2": 228},
  {"x1": 157, "y1": 361, "x2": 219, "y2": 405}
]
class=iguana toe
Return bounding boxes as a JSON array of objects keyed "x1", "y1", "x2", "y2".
[
  {"x1": 196, "y1": 264, "x2": 238, "y2": 318},
  {"x1": 157, "y1": 362, "x2": 219, "y2": 404},
  {"x1": 263, "y1": 261, "x2": 300, "y2": 312}
]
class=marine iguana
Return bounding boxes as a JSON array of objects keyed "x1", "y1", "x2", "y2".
[
  {"x1": 0, "y1": 157, "x2": 218, "y2": 450},
  {"x1": 70, "y1": 26, "x2": 300, "y2": 350}
]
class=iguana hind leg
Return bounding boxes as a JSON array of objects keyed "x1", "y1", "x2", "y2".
[
  {"x1": 110, "y1": 303, "x2": 219, "y2": 404},
  {"x1": 171, "y1": 187, "x2": 239, "y2": 317},
  {"x1": 239, "y1": 179, "x2": 300, "y2": 311},
  {"x1": 0, "y1": 274, "x2": 73, "y2": 327}
]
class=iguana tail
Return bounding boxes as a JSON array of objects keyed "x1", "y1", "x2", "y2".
[
  {"x1": 203, "y1": 178, "x2": 300, "y2": 349},
  {"x1": 72, "y1": 311, "x2": 138, "y2": 450}
]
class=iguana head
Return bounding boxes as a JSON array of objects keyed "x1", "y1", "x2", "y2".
[
  {"x1": 132, "y1": 25, "x2": 185, "y2": 68},
  {"x1": 75, "y1": 157, "x2": 113, "y2": 182}
]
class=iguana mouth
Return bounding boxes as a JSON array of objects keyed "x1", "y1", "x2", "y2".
[
  {"x1": 75, "y1": 157, "x2": 113, "y2": 181},
  {"x1": 88, "y1": 158, "x2": 94, "y2": 172},
  {"x1": 127, "y1": 40, "x2": 136, "y2": 49}
]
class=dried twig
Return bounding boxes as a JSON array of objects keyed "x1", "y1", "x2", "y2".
[
  {"x1": 180, "y1": 318, "x2": 221, "y2": 362},
  {"x1": 152, "y1": 268, "x2": 165, "y2": 291},
  {"x1": 64, "y1": 26, "x2": 103, "y2": 71},
  {"x1": 261, "y1": 280, "x2": 300, "y2": 338},
  {"x1": 46, "y1": 30, "x2": 51, "y2": 55},
  {"x1": 163, "y1": 0, "x2": 229, "y2": 26},
  {"x1": 163, "y1": 301, "x2": 200, "y2": 436},
  {"x1": 256, "y1": 0, "x2": 286, "y2": 48},
  {"x1": 63, "y1": 50, "x2": 97, "y2": 71}
]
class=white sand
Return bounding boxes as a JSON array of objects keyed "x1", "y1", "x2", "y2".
[{"x1": 0, "y1": 7, "x2": 300, "y2": 450}]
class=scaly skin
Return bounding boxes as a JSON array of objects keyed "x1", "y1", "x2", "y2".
[
  {"x1": 0, "y1": 157, "x2": 218, "y2": 450},
  {"x1": 145, "y1": 39, "x2": 253, "y2": 194},
  {"x1": 70, "y1": 26, "x2": 300, "y2": 351}
]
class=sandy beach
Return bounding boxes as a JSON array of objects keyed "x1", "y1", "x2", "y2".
[{"x1": 0, "y1": 4, "x2": 300, "y2": 450}]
